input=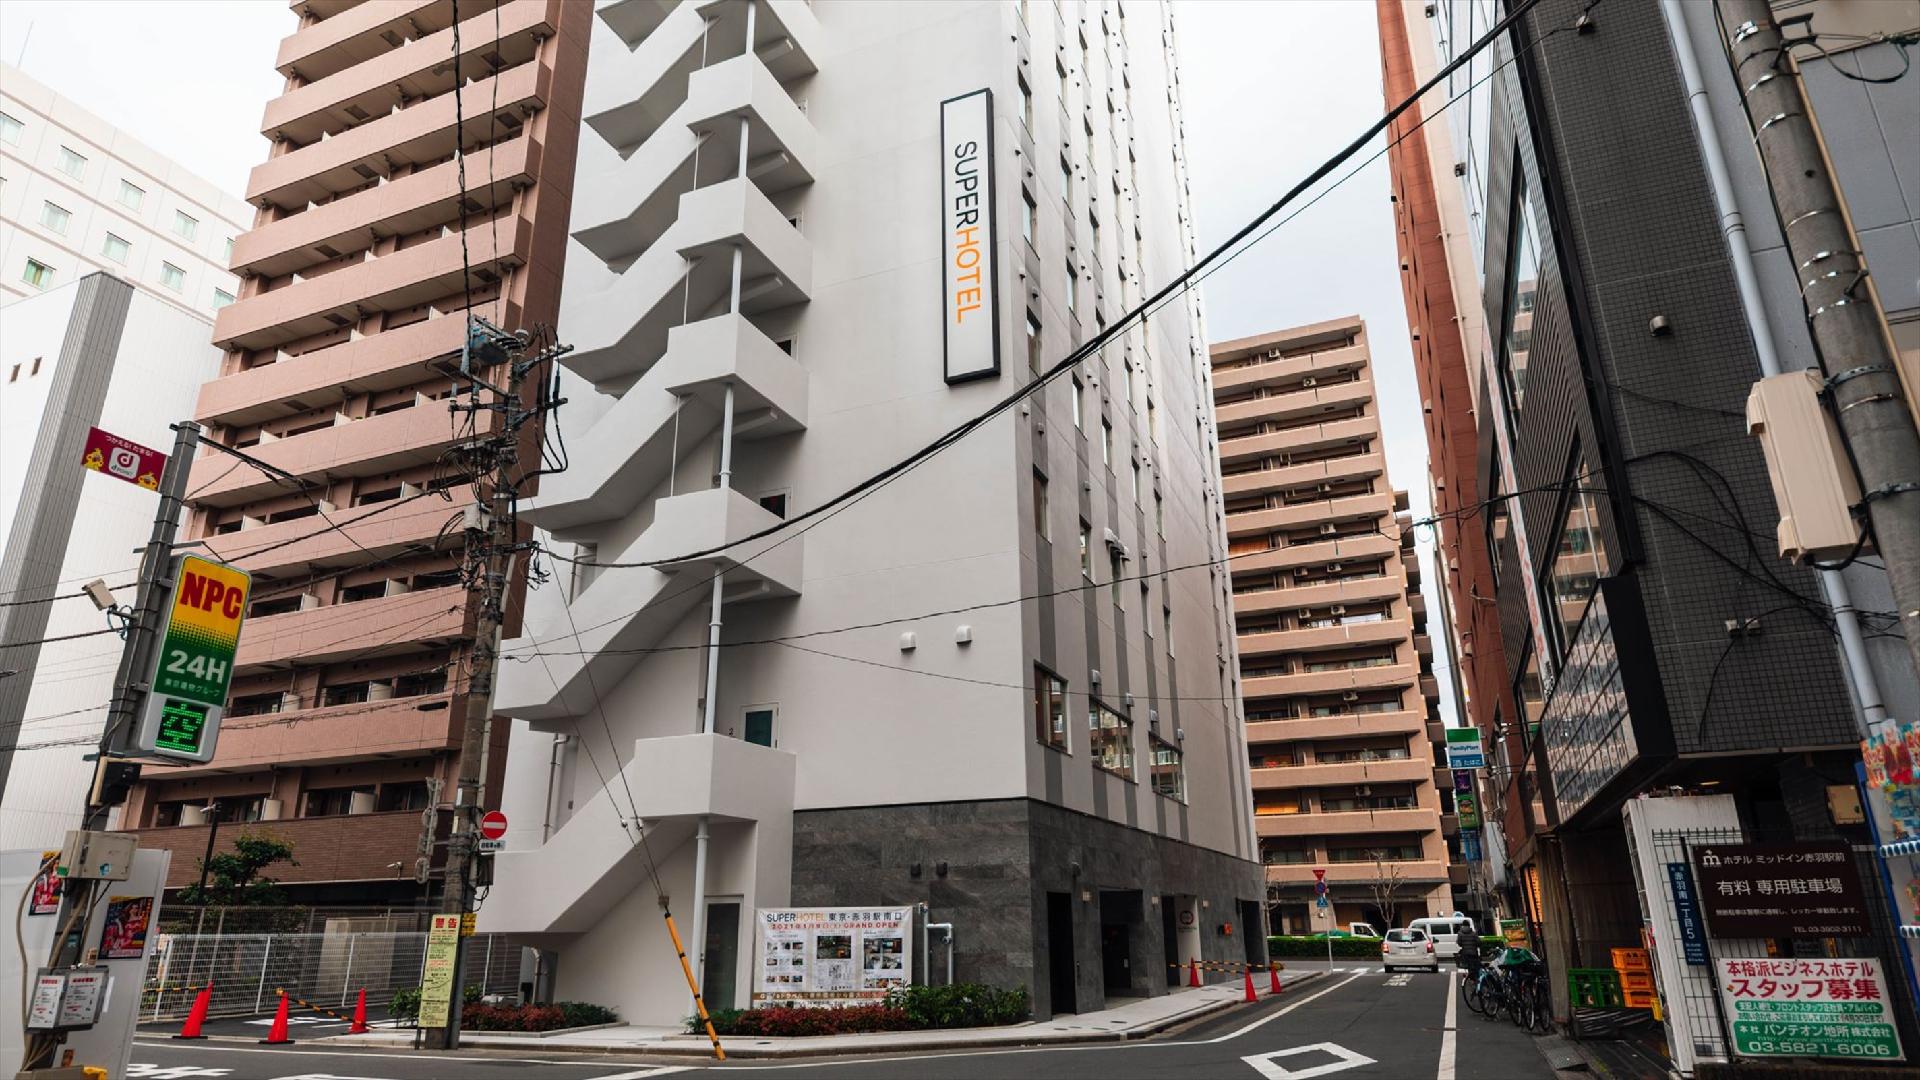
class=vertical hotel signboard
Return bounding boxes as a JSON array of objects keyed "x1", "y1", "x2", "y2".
[
  {"x1": 940, "y1": 89, "x2": 999, "y2": 383},
  {"x1": 130, "y1": 555, "x2": 250, "y2": 763}
]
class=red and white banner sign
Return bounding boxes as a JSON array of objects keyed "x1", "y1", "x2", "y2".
[{"x1": 80, "y1": 427, "x2": 165, "y2": 490}]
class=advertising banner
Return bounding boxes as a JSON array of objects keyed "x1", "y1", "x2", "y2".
[
  {"x1": 418, "y1": 914, "x2": 461, "y2": 1028},
  {"x1": 1500, "y1": 918, "x2": 1531, "y2": 950},
  {"x1": 939, "y1": 89, "x2": 999, "y2": 384},
  {"x1": 1462, "y1": 829, "x2": 1482, "y2": 863},
  {"x1": 131, "y1": 555, "x2": 250, "y2": 763},
  {"x1": 1457, "y1": 789, "x2": 1481, "y2": 829},
  {"x1": 1692, "y1": 842, "x2": 1870, "y2": 938},
  {"x1": 1717, "y1": 958, "x2": 1903, "y2": 1061},
  {"x1": 1444, "y1": 728, "x2": 1485, "y2": 769},
  {"x1": 754, "y1": 907, "x2": 913, "y2": 1006},
  {"x1": 80, "y1": 426, "x2": 165, "y2": 490}
]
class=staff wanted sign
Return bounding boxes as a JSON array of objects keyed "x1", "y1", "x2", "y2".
[{"x1": 753, "y1": 907, "x2": 913, "y2": 1006}]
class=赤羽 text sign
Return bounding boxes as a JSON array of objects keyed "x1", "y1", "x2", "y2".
[
  {"x1": 80, "y1": 426, "x2": 165, "y2": 490},
  {"x1": 940, "y1": 88, "x2": 998, "y2": 384},
  {"x1": 1693, "y1": 842, "x2": 1869, "y2": 938},
  {"x1": 418, "y1": 914, "x2": 462, "y2": 1028},
  {"x1": 754, "y1": 907, "x2": 913, "y2": 1006},
  {"x1": 1718, "y1": 958, "x2": 1903, "y2": 1062},
  {"x1": 131, "y1": 555, "x2": 250, "y2": 762}
]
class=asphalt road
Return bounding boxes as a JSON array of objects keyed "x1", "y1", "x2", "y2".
[{"x1": 130, "y1": 967, "x2": 1555, "y2": 1080}]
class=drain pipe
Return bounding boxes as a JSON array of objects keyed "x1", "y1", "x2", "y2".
[{"x1": 1660, "y1": 0, "x2": 1887, "y2": 729}]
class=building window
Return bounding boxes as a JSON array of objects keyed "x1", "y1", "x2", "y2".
[
  {"x1": 57, "y1": 146, "x2": 85, "y2": 178},
  {"x1": 1060, "y1": 154, "x2": 1072, "y2": 203},
  {"x1": 1071, "y1": 375, "x2": 1085, "y2": 429},
  {"x1": 1034, "y1": 666, "x2": 1068, "y2": 751},
  {"x1": 1131, "y1": 460, "x2": 1141, "y2": 503},
  {"x1": 1033, "y1": 469, "x2": 1049, "y2": 542},
  {"x1": 1163, "y1": 604, "x2": 1174, "y2": 654},
  {"x1": 1027, "y1": 310, "x2": 1043, "y2": 374},
  {"x1": 1018, "y1": 74, "x2": 1033, "y2": 131},
  {"x1": 758, "y1": 491, "x2": 789, "y2": 519},
  {"x1": 0, "y1": 112, "x2": 20, "y2": 144},
  {"x1": 1089, "y1": 701, "x2": 1135, "y2": 779},
  {"x1": 101, "y1": 233, "x2": 130, "y2": 263},
  {"x1": 1146, "y1": 396, "x2": 1158, "y2": 443},
  {"x1": 1022, "y1": 188, "x2": 1036, "y2": 246},
  {"x1": 1497, "y1": 168, "x2": 1541, "y2": 420},
  {"x1": 1101, "y1": 418, "x2": 1113, "y2": 466},
  {"x1": 212, "y1": 288, "x2": 235, "y2": 309},
  {"x1": 1545, "y1": 459, "x2": 1610, "y2": 659},
  {"x1": 1065, "y1": 262, "x2": 1077, "y2": 315},
  {"x1": 159, "y1": 262, "x2": 185, "y2": 291},
  {"x1": 1079, "y1": 520, "x2": 1093, "y2": 578},
  {"x1": 118, "y1": 180, "x2": 144, "y2": 210},
  {"x1": 1150, "y1": 736, "x2": 1184, "y2": 800},
  {"x1": 1155, "y1": 492, "x2": 1164, "y2": 536},
  {"x1": 173, "y1": 210, "x2": 199, "y2": 242},
  {"x1": 21, "y1": 258, "x2": 54, "y2": 289},
  {"x1": 743, "y1": 706, "x2": 776, "y2": 746},
  {"x1": 39, "y1": 202, "x2": 70, "y2": 235},
  {"x1": 1110, "y1": 548, "x2": 1125, "y2": 607},
  {"x1": 225, "y1": 237, "x2": 235, "y2": 263}
]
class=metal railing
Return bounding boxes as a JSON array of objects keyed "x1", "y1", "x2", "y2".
[{"x1": 141, "y1": 929, "x2": 521, "y2": 1022}]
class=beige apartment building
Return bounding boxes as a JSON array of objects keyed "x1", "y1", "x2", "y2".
[
  {"x1": 114, "y1": 0, "x2": 591, "y2": 904},
  {"x1": 1211, "y1": 316, "x2": 1452, "y2": 933}
]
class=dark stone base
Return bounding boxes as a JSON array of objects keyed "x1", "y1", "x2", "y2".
[{"x1": 791, "y1": 798, "x2": 1266, "y2": 1019}]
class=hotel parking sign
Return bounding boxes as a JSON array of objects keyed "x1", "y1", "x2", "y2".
[{"x1": 130, "y1": 555, "x2": 250, "y2": 763}]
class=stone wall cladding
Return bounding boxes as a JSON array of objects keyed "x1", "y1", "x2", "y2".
[{"x1": 792, "y1": 798, "x2": 1264, "y2": 1018}]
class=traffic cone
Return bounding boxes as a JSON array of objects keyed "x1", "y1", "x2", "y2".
[
  {"x1": 259, "y1": 991, "x2": 295, "y2": 1045},
  {"x1": 1243, "y1": 968, "x2": 1257, "y2": 1003},
  {"x1": 174, "y1": 984, "x2": 212, "y2": 1039},
  {"x1": 1188, "y1": 958, "x2": 1201, "y2": 987},
  {"x1": 1270, "y1": 962, "x2": 1283, "y2": 996},
  {"x1": 348, "y1": 988, "x2": 369, "y2": 1034}
]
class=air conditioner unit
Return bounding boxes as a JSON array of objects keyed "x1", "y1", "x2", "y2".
[
  {"x1": 1298, "y1": 609, "x2": 1314, "y2": 619},
  {"x1": 1300, "y1": 376, "x2": 1317, "y2": 388},
  {"x1": 1330, "y1": 605, "x2": 1347, "y2": 616},
  {"x1": 1342, "y1": 690, "x2": 1360, "y2": 702},
  {"x1": 1318, "y1": 483, "x2": 1333, "y2": 493},
  {"x1": 1354, "y1": 786, "x2": 1373, "y2": 797},
  {"x1": 1329, "y1": 563, "x2": 1344, "y2": 573},
  {"x1": 1319, "y1": 523, "x2": 1339, "y2": 536}
]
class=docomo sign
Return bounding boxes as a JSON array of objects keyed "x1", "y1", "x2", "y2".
[
  {"x1": 130, "y1": 555, "x2": 251, "y2": 763},
  {"x1": 940, "y1": 88, "x2": 999, "y2": 384}
]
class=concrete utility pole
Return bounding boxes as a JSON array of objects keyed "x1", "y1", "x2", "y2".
[
  {"x1": 427, "y1": 320, "x2": 569, "y2": 1050},
  {"x1": 1719, "y1": 0, "x2": 1920, "y2": 679}
]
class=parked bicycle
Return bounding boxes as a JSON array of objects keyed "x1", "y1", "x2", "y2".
[{"x1": 1458, "y1": 941, "x2": 1551, "y2": 1032}]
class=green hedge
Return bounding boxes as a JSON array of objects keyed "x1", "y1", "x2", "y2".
[
  {"x1": 1266, "y1": 934, "x2": 1506, "y2": 959},
  {"x1": 692, "y1": 984, "x2": 1031, "y2": 1037}
]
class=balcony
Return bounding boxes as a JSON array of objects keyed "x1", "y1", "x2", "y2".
[
  {"x1": 574, "y1": 50, "x2": 818, "y2": 264},
  {"x1": 1222, "y1": 450, "x2": 1385, "y2": 499},
  {"x1": 562, "y1": 177, "x2": 812, "y2": 386},
  {"x1": 1233, "y1": 574, "x2": 1407, "y2": 617},
  {"x1": 484, "y1": 732, "x2": 795, "y2": 934},
  {"x1": 1249, "y1": 757, "x2": 1434, "y2": 790},
  {"x1": 231, "y1": 137, "x2": 538, "y2": 281},
  {"x1": 278, "y1": 0, "x2": 504, "y2": 82},
  {"x1": 1227, "y1": 533, "x2": 1396, "y2": 577},
  {"x1": 248, "y1": 58, "x2": 551, "y2": 212},
  {"x1": 1215, "y1": 377, "x2": 1375, "y2": 430},
  {"x1": 1449, "y1": 864, "x2": 1470, "y2": 886},
  {"x1": 1224, "y1": 491, "x2": 1395, "y2": 540},
  {"x1": 1212, "y1": 343, "x2": 1369, "y2": 396},
  {"x1": 530, "y1": 313, "x2": 808, "y2": 532},
  {"x1": 205, "y1": 489, "x2": 456, "y2": 578},
  {"x1": 266, "y1": 0, "x2": 558, "y2": 146},
  {"x1": 129, "y1": 810, "x2": 431, "y2": 888},
  {"x1": 1255, "y1": 807, "x2": 1441, "y2": 839},
  {"x1": 1242, "y1": 661, "x2": 1420, "y2": 700},
  {"x1": 1237, "y1": 617, "x2": 1410, "y2": 659},
  {"x1": 236, "y1": 585, "x2": 472, "y2": 671},
  {"x1": 1219, "y1": 416, "x2": 1376, "y2": 468},
  {"x1": 186, "y1": 400, "x2": 495, "y2": 507},
  {"x1": 214, "y1": 214, "x2": 534, "y2": 353},
  {"x1": 1264, "y1": 859, "x2": 1450, "y2": 887},
  {"x1": 195, "y1": 313, "x2": 467, "y2": 428},
  {"x1": 1245, "y1": 710, "x2": 1425, "y2": 744},
  {"x1": 162, "y1": 691, "x2": 464, "y2": 776}
]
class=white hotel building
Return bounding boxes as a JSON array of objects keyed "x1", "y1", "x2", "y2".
[{"x1": 485, "y1": 0, "x2": 1262, "y2": 1023}]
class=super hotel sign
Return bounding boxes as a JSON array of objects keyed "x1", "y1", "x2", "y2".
[
  {"x1": 940, "y1": 88, "x2": 999, "y2": 384},
  {"x1": 130, "y1": 555, "x2": 251, "y2": 763}
]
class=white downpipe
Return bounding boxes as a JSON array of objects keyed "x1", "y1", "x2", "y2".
[
  {"x1": 689, "y1": 814, "x2": 712, "y2": 1007},
  {"x1": 1661, "y1": 0, "x2": 1887, "y2": 729}
]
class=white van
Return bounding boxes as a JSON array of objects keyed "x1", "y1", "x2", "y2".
[{"x1": 1408, "y1": 916, "x2": 1477, "y2": 959}]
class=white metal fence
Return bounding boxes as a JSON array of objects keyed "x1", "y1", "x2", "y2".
[{"x1": 141, "y1": 931, "x2": 521, "y2": 1022}]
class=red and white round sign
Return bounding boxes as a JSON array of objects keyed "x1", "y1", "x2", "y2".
[{"x1": 479, "y1": 811, "x2": 508, "y2": 841}]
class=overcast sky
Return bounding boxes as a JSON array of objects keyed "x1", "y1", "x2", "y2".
[{"x1": 0, "y1": 0, "x2": 1452, "y2": 719}]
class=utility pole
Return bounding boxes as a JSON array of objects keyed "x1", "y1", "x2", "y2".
[
  {"x1": 1719, "y1": 0, "x2": 1920, "y2": 679},
  {"x1": 426, "y1": 319, "x2": 568, "y2": 1050}
]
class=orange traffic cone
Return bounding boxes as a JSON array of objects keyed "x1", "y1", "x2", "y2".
[
  {"x1": 174, "y1": 984, "x2": 212, "y2": 1039},
  {"x1": 348, "y1": 988, "x2": 369, "y2": 1034},
  {"x1": 1270, "y1": 962, "x2": 1283, "y2": 996},
  {"x1": 259, "y1": 991, "x2": 295, "y2": 1045},
  {"x1": 1243, "y1": 968, "x2": 1257, "y2": 1003},
  {"x1": 1188, "y1": 958, "x2": 1201, "y2": 987}
]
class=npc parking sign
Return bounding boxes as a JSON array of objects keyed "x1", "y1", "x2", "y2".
[{"x1": 131, "y1": 555, "x2": 250, "y2": 762}]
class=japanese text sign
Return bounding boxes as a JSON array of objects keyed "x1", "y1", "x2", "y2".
[
  {"x1": 1665, "y1": 863, "x2": 1708, "y2": 966},
  {"x1": 80, "y1": 426, "x2": 165, "y2": 490},
  {"x1": 1693, "y1": 842, "x2": 1869, "y2": 939},
  {"x1": 1717, "y1": 958, "x2": 1903, "y2": 1061}
]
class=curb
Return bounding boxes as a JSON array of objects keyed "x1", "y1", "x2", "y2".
[{"x1": 314, "y1": 973, "x2": 1329, "y2": 1060}]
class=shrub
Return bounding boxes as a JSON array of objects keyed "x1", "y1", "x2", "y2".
[
  {"x1": 1266, "y1": 935, "x2": 1390, "y2": 958},
  {"x1": 885, "y1": 983, "x2": 1031, "y2": 1029},
  {"x1": 461, "y1": 1000, "x2": 619, "y2": 1032},
  {"x1": 688, "y1": 984, "x2": 1030, "y2": 1037},
  {"x1": 555, "y1": 1001, "x2": 619, "y2": 1028},
  {"x1": 389, "y1": 987, "x2": 420, "y2": 1022}
]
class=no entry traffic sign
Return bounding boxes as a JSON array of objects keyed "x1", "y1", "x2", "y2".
[{"x1": 479, "y1": 811, "x2": 508, "y2": 841}]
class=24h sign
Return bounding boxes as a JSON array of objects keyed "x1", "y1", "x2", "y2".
[{"x1": 130, "y1": 555, "x2": 250, "y2": 763}]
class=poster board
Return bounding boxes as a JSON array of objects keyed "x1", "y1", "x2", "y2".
[
  {"x1": 753, "y1": 907, "x2": 914, "y2": 1006},
  {"x1": 418, "y1": 913, "x2": 461, "y2": 1028},
  {"x1": 1717, "y1": 958, "x2": 1903, "y2": 1062}
]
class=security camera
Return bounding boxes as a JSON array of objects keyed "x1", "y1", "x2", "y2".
[{"x1": 83, "y1": 579, "x2": 117, "y2": 612}]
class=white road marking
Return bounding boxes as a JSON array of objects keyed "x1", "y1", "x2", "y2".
[
  {"x1": 127, "y1": 1067, "x2": 234, "y2": 1079},
  {"x1": 1242, "y1": 1042, "x2": 1377, "y2": 1079},
  {"x1": 1438, "y1": 971, "x2": 1458, "y2": 1080},
  {"x1": 588, "y1": 1069, "x2": 692, "y2": 1079},
  {"x1": 1386, "y1": 974, "x2": 1412, "y2": 987},
  {"x1": 134, "y1": 1043, "x2": 640, "y2": 1067}
]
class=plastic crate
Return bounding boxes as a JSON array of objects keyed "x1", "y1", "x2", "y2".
[
  {"x1": 1619, "y1": 970, "x2": 1655, "y2": 992},
  {"x1": 1623, "y1": 988, "x2": 1658, "y2": 1011},
  {"x1": 1568, "y1": 968, "x2": 1624, "y2": 1008},
  {"x1": 1611, "y1": 947, "x2": 1650, "y2": 971}
]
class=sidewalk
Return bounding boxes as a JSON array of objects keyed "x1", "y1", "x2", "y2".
[{"x1": 326, "y1": 971, "x2": 1322, "y2": 1059}]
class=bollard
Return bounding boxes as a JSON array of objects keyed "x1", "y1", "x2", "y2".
[
  {"x1": 259, "y1": 991, "x2": 295, "y2": 1045},
  {"x1": 174, "y1": 984, "x2": 212, "y2": 1040},
  {"x1": 349, "y1": 988, "x2": 370, "y2": 1034},
  {"x1": 1270, "y1": 962, "x2": 1283, "y2": 996},
  {"x1": 1243, "y1": 968, "x2": 1257, "y2": 1003}
]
